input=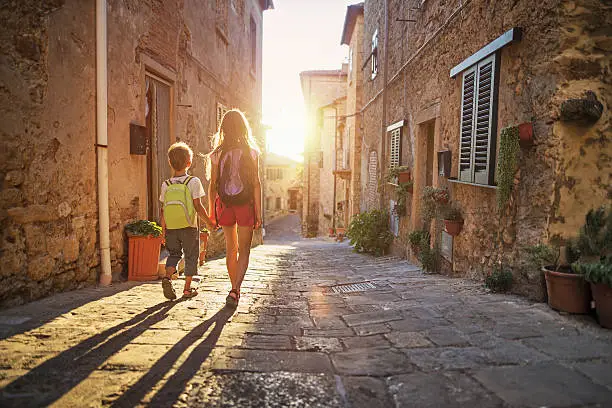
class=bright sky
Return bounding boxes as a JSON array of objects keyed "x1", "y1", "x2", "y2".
[{"x1": 262, "y1": 0, "x2": 354, "y2": 162}]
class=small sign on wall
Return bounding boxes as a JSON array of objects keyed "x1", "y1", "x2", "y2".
[
  {"x1": 130, "y1": 123, "x2": 147, "y2": 155},
  {"x1": 441, "y1": 231, "x2": 453, "y2": 261}
]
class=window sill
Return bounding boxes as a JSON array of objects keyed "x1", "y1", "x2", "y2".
[{"x1": 448, "y1": 177, "x2": 497, "y2": 190}]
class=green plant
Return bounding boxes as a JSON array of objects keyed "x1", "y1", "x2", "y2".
[
  {"x1": 392, "y1": 181, "x2": 412, "y2": 217},
  {"x1": 572, "y1": 207, "x2": 612, "y2": 284},
  {"x1": 485, "y1": 266, "x2": 513, "y2": 292},
  {"x1": 347, "y1": 210, "x2": 394, "y2": 256},
  {"x1": 441, "y1": 203, "x2": 463, "y2": 221},
  {"x1": 496, "y1": 126, "x2": 520, "y2": 211},
  {"x1": 385, "y1": 166, "x2": 411, "y2": 183},
  {"x1": 421, "y1": 186, "x2": 449, "y2": 224},
  {"x1": 408, "y1": 230, "x2": 429, "y2": 248},
  {"x1": 574, "y1": 257, "x2": 612, "y2": 286},
  {"x1": 575, "y1": 206, "x2": 612, "y2": 262},
  {"x1": 419, "y1": 245, "x2": 440, "y2": 273},
  {"x1": 200, "y1": 226, "x2": 210, "y2": 234},
  {"x1": 125, "y1": 220, "x2": 162, "y2": 237}
]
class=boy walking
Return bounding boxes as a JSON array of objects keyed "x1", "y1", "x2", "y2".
[{"x1": 160, "y1": 142, "x2": 214, "y2": 300}]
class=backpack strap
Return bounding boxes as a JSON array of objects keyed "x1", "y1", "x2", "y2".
[{"x1": 182, "y1": 176, "x2": 194, "y2": 185}]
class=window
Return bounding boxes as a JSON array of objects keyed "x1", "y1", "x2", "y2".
[
  {"x1": 266, "y1": 168, "x2": 283, "y2": 180},
  {"x1": 265, "y1": 197, "x2": 271, "y2": 210},
  {"x1": 389, "y1": 127, "x2": 401, "y2": 169},
  {"x1": 276, "y1": 197, "x2": 282, "y2": 210},
  {"x1": 250, "y1": 17, "x2": 257, "y2": 73},
  {"x1": 371, "y1": 30, "x2": 379, "y2": 79},
  {"x1": 216, "y1": 103, "x2": 228, "y2": 131},
  {"x1": 458, "y1": 54, "x2": 499, "y2": 185}
]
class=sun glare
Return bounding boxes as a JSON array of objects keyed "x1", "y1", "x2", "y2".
[{"x1": 262, "y1": 0, "x2": 353, "y2": 163}]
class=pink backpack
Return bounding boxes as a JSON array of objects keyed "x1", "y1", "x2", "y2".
[{"x1": 216, "y1": 147, "x2": 255, "y2": 206}]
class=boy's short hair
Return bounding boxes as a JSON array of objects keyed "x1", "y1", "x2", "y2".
[{"x1": 167, "y1": 142, "x2": 193, "y2": 171}]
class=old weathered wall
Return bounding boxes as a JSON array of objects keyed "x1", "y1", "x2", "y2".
[
  {"x1": 0, "y1": 0, "x2": 99, "y2": 308},
  {"x1": 359, "y1": 0, "x2": 610, "y2": 300},
  {"x1": 0, "y1": 0, "x2": 268, "y2": 307}
]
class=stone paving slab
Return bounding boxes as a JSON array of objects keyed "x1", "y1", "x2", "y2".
[
  {"x1": 473, "y1": 362, "x2": 612, "y2": 407},
  {"x1": 0, "y1": 215, "x2": 612, "y2": 407}
]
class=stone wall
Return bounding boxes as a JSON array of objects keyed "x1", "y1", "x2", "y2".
[
  {"x1": 0, "y1": 0, "x2": 269, "y2": 307},
  {"x1": 356, "y1": 0, "x2": 610, "y2": 300}
]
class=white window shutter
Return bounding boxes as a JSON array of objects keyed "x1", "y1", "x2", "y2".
[
  {"x1": 389, "y1": 127, "x2": 401, "y2": 169},
  {"x1": 459, "y1": 66, "x2": 476, "y2": 182},
  {"x1": 473, "y1": 54, "x2": 497, "y2": 185}
]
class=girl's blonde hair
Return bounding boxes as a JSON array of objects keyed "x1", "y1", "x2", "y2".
[{"x1": 205, "y1": 109, "x2": 260, "y2": 180}]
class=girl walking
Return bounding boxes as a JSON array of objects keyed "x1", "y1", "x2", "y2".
[{"x1": 207, "y1": 109, "x2": 262, "y2": 307}]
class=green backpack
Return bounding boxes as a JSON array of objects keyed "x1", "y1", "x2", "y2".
[{"x1": 163, "y1": 176, "x2": 196, "y2": 229}]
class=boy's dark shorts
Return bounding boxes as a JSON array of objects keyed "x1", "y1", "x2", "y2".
[{"x1": 165, "y1": 227, "x2": 199, "y2": 276}]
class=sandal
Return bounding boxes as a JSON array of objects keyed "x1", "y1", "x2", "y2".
[
  {"x1": 183, "y1": 288, "x2": 198, "y2": 299},
  {"x1": 162, "y1": 277, "x2": 177, "y2": 300},
  {"x1": 225, "y1": 289, "x2": 240, "y2": 307}
]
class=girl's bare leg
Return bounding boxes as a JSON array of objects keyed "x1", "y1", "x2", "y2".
[
  {"x1": 234, "y1": 225, "x2": 254, "y2": 295},
  {"x1": 222, "y1": 225, "x2": 238, "y2": 290}
]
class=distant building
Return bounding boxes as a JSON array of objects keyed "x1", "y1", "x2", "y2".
[
  {"x1": 0, "y1": 0, "x2": 273, "y2": 307},
  {"x1": 263, "y1": 153, "x2": 302, "y2": 222},
  {"x1": 300, "y1": 68, "x2": 348, "y2": 237}
]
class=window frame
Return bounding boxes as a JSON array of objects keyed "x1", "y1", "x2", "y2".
[
  {"x1": 371, "y1": 30, "x2": 379, "y2": 79},
  {"x1": 457, "y1": 53, "x2": 500, "y2": 186}
]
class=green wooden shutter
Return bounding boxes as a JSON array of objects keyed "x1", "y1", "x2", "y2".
[
  {"x1": 472, "y1": 54, "x2": 498, "y2": 185},
  {"x1": 459, "y1": 65, "x2": 476, "y2": 182}
]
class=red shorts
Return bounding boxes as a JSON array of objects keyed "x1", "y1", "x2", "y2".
[{"x1": 215, "y1": 197, "x2": 255, "y2": 227}]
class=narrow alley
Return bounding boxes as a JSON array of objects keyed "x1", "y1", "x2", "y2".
[{"x1": 1, "y1": 215, "x2": 611, "y2": 407}]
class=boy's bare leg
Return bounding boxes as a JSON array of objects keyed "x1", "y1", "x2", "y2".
[
  {"x1": 235, "y1": 225, "x2": 254, "y2": 296},
  {"x1": 166, "y1": 266, "x2": 176, "y2": 279},
  {"x1": 222, "y1": 225, "x2": 239, "y2": 290}
]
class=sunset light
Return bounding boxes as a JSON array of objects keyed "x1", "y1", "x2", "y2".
[{"x1": 262, "y1": 0, "x2": 355, "y2": 162}]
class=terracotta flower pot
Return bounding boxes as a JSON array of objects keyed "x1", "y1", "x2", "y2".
[
  {"x1": 128, "y1": 235, "x2": 163, "y2": 281},
  {"x1": 199, "y1": 231, "x2": 209, "y2": 266},
  {"x1": 443, "y1": 219, "x2": 464, "y2": 236},
  {"x1": 543, "y1": 267, "x2": 591, "y2": 314},
  {"x1": 328, "y1": 228, "x2": 336, "y2": 237},
  {"x1": 518, "y1": 122, "x2": 534, "y2": 147},
  {"x1": 591, "y1": 283, "x2": 612, "y2": 329},
  {"x1": 398, "y1": 171, "x2": 411, "y2": 184}
]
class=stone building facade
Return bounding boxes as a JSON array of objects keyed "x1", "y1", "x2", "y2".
[
  {"x1": 0, "y1": 0, "x2": 273, "y2": 307},
  {"x1": 263, "y1": 152, "x2": 302, "y2": 222},
  {"x1": 337, "y1": 0, "x2": 610, "y2": 300},
  {"x1": 300, "y1": 68, "x2": 348, "y2": 237}
]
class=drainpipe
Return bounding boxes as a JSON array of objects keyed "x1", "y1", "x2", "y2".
[
  {"x1": 96, "y1": 0, "x2": 112, "y2": 286},
  {"x1": 332, "y1": 105, "x2": 338, "y2": 231},
  {"x1": 379, "y1": 0, "x2": 390, "y2": 209}
]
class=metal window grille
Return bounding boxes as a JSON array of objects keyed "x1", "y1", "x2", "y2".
[
  {"x1": 371, "y1": 30, "x2": 379, "y2": 79},
  {"x1": 216, "y1": 103, "x2": 228, "y2": 131},
  {"x1": 368, "y1": 151, "x2": 378, "y2": 208}
]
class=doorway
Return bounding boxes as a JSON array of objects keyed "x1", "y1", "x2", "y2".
[
  {"x1": 145, "y1": 75, "x2": 172, "y2": 223},
  {"x1": 425, "y1": 121, "x2": 435, "y2": 187},
  {"x1": 288, "y1": 189, "x2": 298, "y2": 211}
]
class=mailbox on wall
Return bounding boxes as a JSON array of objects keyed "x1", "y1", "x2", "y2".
[
  {"x1": 437, "y1": 150, "x2": 451, "y2": 178},
  {"x1": 130, "y1": 123, "x2": 147, "y2": 155}
]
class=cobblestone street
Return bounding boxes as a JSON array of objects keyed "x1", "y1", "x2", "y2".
[{"x1": 0, "y1": 215, "x2": 611, "y2": 407}]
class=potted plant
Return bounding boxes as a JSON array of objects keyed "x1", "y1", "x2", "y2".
[
  {"x1": 408, "y1": 230, "x2": 429, "y2": 256},
  {"x1": 328, "y1": 227, "x2": 336, "y2": 237},
  {"x1": 347, "y1": 210, "x2": 394, "y2": 256},
  {"x1": 386, "y1": 166, "x2": 412, "y2": 185},
  {"x1": 538, "y1": 242, "x2": 589, "y2": 314},
  {"x1": 441, "y1": 203, "x2": 463, "y2": 237},
  {"x1": 199, "y1": 227, "x2": 209, "y2": 266},
  {"x1": 572, "y1": 207, "x2": 612, "y2": 328},
  {"x1": 421, "y1": 186, "x2": 450, "y2": 225},
  {"x1": 335, "y1": 212, "x2": 346, "y2": 241},
  {"x1": 125, "y1": 220, "x2": 163, "y2": 282}
]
